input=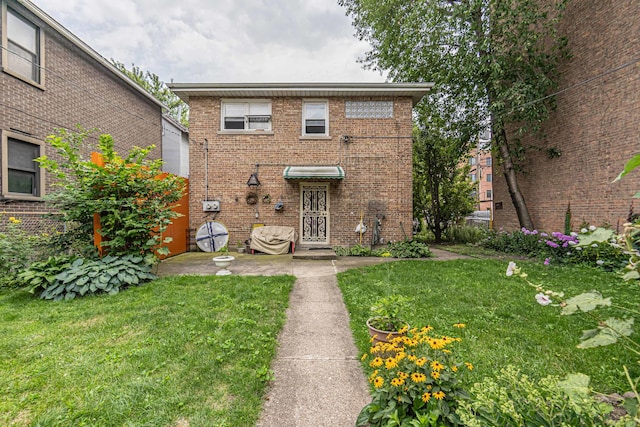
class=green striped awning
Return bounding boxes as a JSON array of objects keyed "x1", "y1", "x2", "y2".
[{"x1": 283, "y1": 166, "x2": 345, "y2": 180}]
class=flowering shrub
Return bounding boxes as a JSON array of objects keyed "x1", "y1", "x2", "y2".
[
  {"x1": 483, "y1": 228, "x2": 542, "y2": 256},
  {"x1": 357, "y1": 325, "x2": 471, "y2": 426},
  {"x1": 0, "y1": 216, "x2": 37, "y2": 287}
]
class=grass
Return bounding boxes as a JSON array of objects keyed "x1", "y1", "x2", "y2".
[
  {"x1": 337, "y1": 258, "x2": 640, "y2": 393},
  {"x1": 0, "y1": 274, "x2": 295, "y2": 427}
]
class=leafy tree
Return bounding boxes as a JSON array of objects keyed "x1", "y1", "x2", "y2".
[
  {"x1": 340, "y1": 0, "x2": 568, "y2": 230},
  {"x1": 37, "y1": 127, "x2": 185, "y2": 259},
  {"x1": 413, "y1": 106, "x2": 476, "y2": 243},
  {"x1": 111, "y1": 60, "x2": 189, "y2": 127}
]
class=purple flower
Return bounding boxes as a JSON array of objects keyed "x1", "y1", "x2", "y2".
[
  {"x1": 544, "y1": 258, "x2": 551, "y2": 265},
  {"x1": 562, "y1": 242, "x2": 568, "y2": 248},
  {"x1": 546, "y1": 241, "x2": 559, "y2": 248},
  {"x1": 532, "y1": 230, "x2": 538, "y2": 235}
]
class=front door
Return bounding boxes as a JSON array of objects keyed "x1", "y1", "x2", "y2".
[{"x1": 300, "y1": 183, "x2": 329, "y2": 246}]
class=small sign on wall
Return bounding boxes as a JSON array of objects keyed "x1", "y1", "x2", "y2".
[{"x1": 495, "y1": 202, "x2": 503, "y2": 210}]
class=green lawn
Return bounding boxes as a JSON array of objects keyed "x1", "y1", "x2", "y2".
[
  {"x1": 338, "y1": 258, "x2": 639, "y2": 393},
  {"x1": 0, "y1": 274, "x2": 295, "y2": 427}
]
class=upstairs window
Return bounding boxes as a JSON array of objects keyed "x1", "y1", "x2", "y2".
[
  {"x1": 5, "y1": 7, "x2": 42, "y2": 84},
  {"x1": 1, "y1": 132, "x2": 44, "y2": 199},
  {"x1": 302, "y1": 101, "x2": 328, "y2": 136},
  {"x1": 486, "y1": 174, "x2": 492, "y2": 182},
  {"x1": 221, "y1": 101, "x2": 271, "y2": 131}
]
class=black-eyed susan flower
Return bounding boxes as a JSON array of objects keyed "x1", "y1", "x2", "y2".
[
  {"x1": 391, "y1": 377, "x2": 405, "y2": 387},
  {"x1": 411, "y1": 373, "x2": 427, "y2": 383},
  {"x1": 430, "y1": 370, "x2": 440, "y2": 380},
  {"x1": 430, "y1": 360, "x2": 444, "y2": 371},
  {"x1": 453, "y1": 322, "x2": 466, "y2": 328},
  {"x1": 370, "y1": 357, "x2": 383, "y2": 368},
  {"x1": 415, "y1": 357, "x2": 427, "y2": 367},
  {"x1": 385, "y1": 357, "x2": 399, "y2": 370},
  {"x1": 373, "y1": 376, "x2": 384, "y2": 388},
  {"x1": 465, "y1": 362, "x2": 473, "y2": 371},
  {"x1": 433, "y1": 391, "x2": 446, "y2": 400},
  {"x1": 421, "y1": 392, "x2": 431, "y2": 403}
]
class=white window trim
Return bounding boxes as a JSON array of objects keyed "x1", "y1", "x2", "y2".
[
  {"x1": 219, "y1": 99, "x2": 273, "y2": 133},
  {"x1": 1, "y1": 130, "x2": 45, "y2": 200},
  {"x1": 1, "y1": 2, "x2": 46, "y2": 89},
  {"x1": 301, "y1": 99, "x2": 329, "y2": 138}
]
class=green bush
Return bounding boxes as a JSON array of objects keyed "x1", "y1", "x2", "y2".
[
  {"x1": 482, "y1": 229, "x2": 543, "y2": 256},
  {"x1": 446, "y1": 225, "x2": 489, "y2": 244},
  {"x1": 19, "y1": 255, "x2": 77, "y2": 294},
  {"x1": 31, "y1": 254, "x2": 156, "y2": 301},
  {"x1": 0, "y1": 216, "x2": 38, "y2": 288},
  {"x1": 386, "y1": 240, "x2": 432, "y2": 258},
  {"x1": 457, "y1": 366, "x2": 618, "y2": 426}
]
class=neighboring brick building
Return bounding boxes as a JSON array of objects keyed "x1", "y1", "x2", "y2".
[
  {"x1": 0, "y1": 0, "x2": 163, "y2": 228},
  {"x1": 468, "y1": 146, "x2": 493, "y2": 213},
  {"x1": 169, "y1": 83, "x2": 432, "y2": 248},
  {"x1": 493, "y1": 0, "x2": 640, "y2": 232}
]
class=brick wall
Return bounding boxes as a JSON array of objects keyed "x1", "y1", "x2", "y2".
[
  {"x1": 493, "y1": 0, "x2": 640, "y2": 232},
  {"x1": 0, "y1": 1, "x2": 162, "y2": 221},
  {"x1": 188, "y1": 96, "x2": 414, "y2": 248}
]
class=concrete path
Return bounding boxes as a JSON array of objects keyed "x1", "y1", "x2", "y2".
[
  {"x1": 256, "y1": 260, "x2": 370, "y2": 427},
  {"x1": 156, "y1": 248, "x2": 470, "y2": 426}
]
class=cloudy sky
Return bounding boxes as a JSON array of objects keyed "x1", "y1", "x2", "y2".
[{"x1": 34, "y1": 0, "x2": 387, "y2": 84}]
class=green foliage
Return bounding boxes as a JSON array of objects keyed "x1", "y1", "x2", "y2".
[
  {"x1": 18, "y1": 255, "x2": 77, "y2": 294},
  {"x1": 445, "y1": 226, "x2": 489, "y2": 244},
  {"x1": 386, "y1": 240, "x2": 432, "y2": 259},
  {"x1": 111, "y1": 60, "x2": 189, "y2": 127},
  {"x1": 340, "y1": 0, "x2": 569, "y2": 230},
  {"x1": 37, "y1": 127, "x2": 185, "y2": 259},
  {"x1": 368, "y1": 293, "x2": 411, "y2": 331},
  {"x1": 565, "y1": 203, "x2": 572, "y2": 235},
  {"x1": 482, "y1": 229, "x2": 541, "y2": 256},
  {"x1": 457, "y1": 366, "x2": 615, "y2": 426},
  {"x1": 0, "y1": 216, "x2": 36, "y2": 288},
  {"x1": 34, "y1": 255, "x2": 156, "y2": 301},
  {"x1": 413, "y1": 116, "x2": 476, "y2": 244}
]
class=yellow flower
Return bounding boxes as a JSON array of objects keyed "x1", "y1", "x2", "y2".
[
  {"x1": 430, "y1": 370, "x2": 440, "y2": 380},
  {"x1": 370, "y1": 357, "x2": 383, "y2": 368},
  {"x1": 385, "y1": 357, "x2": 399, "y2": 370},
  {"x1": 433, "y1": 391, "x2": 446, "y2": 400},
  {"x1": 361, "y1": 353, "x2": 368, "y2": 361},
  {"x1": 369, "y1": 370, "x2": 379, "y2": 383},
  {"x1": 415, "y1": 357, "x2": 427, "y2": 367},
  {"x1": 373, "y1": 376, "x2": 384, "y2": 388},
  {"x1": 430, "y1": 360, "x2": 444, "y2": 371},
  {"x1": 8, "y1": 217, "x2": 21, "y2": 224},
  {"x1": 398, "y1": 324, "x2": 409, "y2": 334},
  {"x1": 421, "y1": 392, "x2": 431, "y2": 403},
  {"x1": 453, "y1": 322, "x2": 466, "y2": 328},
  {"x1": 397, "y1": 371, "x2": 409, "y2": 380},
  {"x1": 465, "y1": 362, "x2": 474, "y2": 371},
  {"x1": 411, "y1": 373, "x2": 427, "y2": 383},
  {"x1": 421, "y1": 325, "x2": 434, "y2": 333},
  {"x1": 391, "y1": 377, "x2": 405, "y2": 387},
  {"x1": 451, "y1": 365, "x2": 458, "y2": 372},
  {"x1": 408, "y1": 354, "x2": 417, "y2": 362}
]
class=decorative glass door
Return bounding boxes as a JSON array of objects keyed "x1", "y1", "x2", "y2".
[{"x1": 300, "y1": 183, "x2": 329, "y2": 245}]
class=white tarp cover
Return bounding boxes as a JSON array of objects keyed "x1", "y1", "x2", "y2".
[{"x1": 250, "y1": 226, "x2": 296, "y2": 255}]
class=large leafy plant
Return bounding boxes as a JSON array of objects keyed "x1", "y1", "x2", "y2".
[
  {"x1": 37, "y1": 127, "x2": 185, "y2": 258},
  {"x1": 27, "y1": 254, "x2": 156, "y2": 301}
]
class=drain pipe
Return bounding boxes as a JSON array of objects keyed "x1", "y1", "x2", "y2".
[{"x1": 204, "y1": 138, "x2": 209, "y2": 201}]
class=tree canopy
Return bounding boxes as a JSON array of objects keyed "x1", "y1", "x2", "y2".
[
  {"x1": 111, "y1": 60, "x2": 189, "y2": 128},
  {"x1": 340, "y1": 0, "x2": 568, "y2": 229}
]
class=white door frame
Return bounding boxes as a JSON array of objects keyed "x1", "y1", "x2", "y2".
[{"x1": 299, "y1": 182, "x2": 330, "y2": 246}]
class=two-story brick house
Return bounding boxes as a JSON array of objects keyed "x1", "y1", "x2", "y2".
[
  {"x1": 169, "y1": 83, "x2": 432, "y2": 249},
  {"x1": 1, "y1": 0, "x2": 164, "y2": 229}
]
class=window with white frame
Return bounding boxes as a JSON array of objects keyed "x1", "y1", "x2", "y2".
[
  {"x1": 470, "y1": 173, "x2": 477, "y2": 182},
  {"x1": 1, "y1": 131, "x2": 44, "y2": 199},
  {"x1": 486, "y1": 189, "x2": 492, "y2": 199},
  {"x1": 221, "y1": 100, "x2": 271, "y2": 131},
  {"x1": 302, "y1": 101, "x2": 328, "y2": 136},
  {"x1": 4, "y1": 6, "x2": 43, "y2": 84},
  {"x1": 486, "y1": 174, "x2": 492, "y2": 182}
]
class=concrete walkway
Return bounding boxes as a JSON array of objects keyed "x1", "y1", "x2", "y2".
[{"x1": 156, "y1": 248, "x2": 469, "y2": 426}]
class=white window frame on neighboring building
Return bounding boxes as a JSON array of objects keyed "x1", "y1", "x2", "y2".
[
  {"x1": 470, "y1": 173, "x2": 477, "y2": 182},
  {"x1": 486, "y1": 174, "x2": 492, "y2": 182},
  {"x1": 1, "y1": 3, "x2": 45, "y2": 87},
  {"x1": 301, "y1": 100, "x2": 329, "y2": 137},
  {"x1": 1, "y1": 130, "x2": 45, "y2": 200},
  {"x1": 220, "y1": 99, "x2": 272, "y2": 132}
]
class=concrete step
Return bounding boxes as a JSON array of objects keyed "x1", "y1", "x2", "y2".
[{"x1": 292, "y1": 248, "x2": 337, "y2": 260}]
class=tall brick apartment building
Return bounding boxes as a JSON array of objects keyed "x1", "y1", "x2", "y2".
[
  {"x1": 493, "y1": 0, "x2": 640, "y2": 232},
  {"x1": 1, "y1": 0, "x2": 163, "y2": 227},
  {"x1": 169, "y1": 83, "x2": 432, "y2": 248}
]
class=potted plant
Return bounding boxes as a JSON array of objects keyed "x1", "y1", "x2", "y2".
[
  {"x1": 366, "y1": 294, "x2": 411, "y2": 345},
  {"x1": 236, "y1": 240, "x2": 246, "y2": 253}
]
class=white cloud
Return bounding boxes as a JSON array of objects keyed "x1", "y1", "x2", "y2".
[{"x1": 34, "y1": 0, "x2": 386, "y2": 83}]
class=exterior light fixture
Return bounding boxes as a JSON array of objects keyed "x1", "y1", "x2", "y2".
[{"x1": 247, "y1": 173, "x2": 261, "y2": 188}]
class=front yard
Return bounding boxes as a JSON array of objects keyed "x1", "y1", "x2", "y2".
[{"x1": 0, "y1": 275, "x2": 294, "y2": 427}]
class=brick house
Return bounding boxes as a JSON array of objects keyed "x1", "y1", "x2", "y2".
[
  {"x1": 0, "y1": 0, "x2": 164, "y2": 228},
  {"x1": 492, "y1": 0, "x2": 640, "y2": 232},
  {"x1": 168, "y1": 83, "x2": 432, "y2": 249}
]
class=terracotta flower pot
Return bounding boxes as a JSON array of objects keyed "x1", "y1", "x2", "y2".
[{"x1": 366, "y1": 317, "x2": 409, "y2": 346}]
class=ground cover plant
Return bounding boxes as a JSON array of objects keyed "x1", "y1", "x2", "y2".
[
  {"x1": 338, "y1": 259, "x2": 639, "y2": 395},
  {"x1": 0, "y1": 274, "x2": 294, "y2": 426}
]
